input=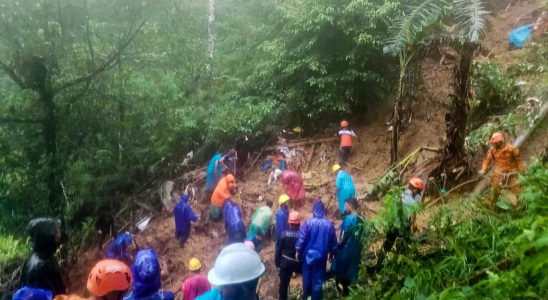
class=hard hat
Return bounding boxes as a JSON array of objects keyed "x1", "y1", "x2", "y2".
[
  {"x1": 208, "y1": 243, "x2": 265, "y2": 286},
  {"x1": 288, "y1": 211, "x2": 301, "y2": 224},
  {"x1": 489, "y1": 132, "x2": 505, "y2": 143},
  {"x1": 341, "y1": 120, "x2": 349, "y2": 127},
  {"x1": 332, "y1": 164, "x2": 341, "y2": 173},
  {"x1": 244, "y1": 240, "x2": 255, "y2": 250},
  {"x1": 293, "y1": 127, "x2": 302, "y2": 133},
  {"x1": 189, "y1": 258, "x2": 202, "y2": 271},
  {"x1": 87, "y1": 260, "x2": 132, "y2": 296},
  {"x1": 279, "y1": 194, "x2": 290, "y2": 205},
  {"x1": 409, "y1": 177, "x2": 424, "y2": 190}
]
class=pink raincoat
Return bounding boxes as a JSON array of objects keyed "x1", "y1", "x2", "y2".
[
  {"x1": 280, "y1": 170, "x2": 305, "y2": 201},
  {"x1": 182, "y1": 275, "x2": 210, "y2": 300}
]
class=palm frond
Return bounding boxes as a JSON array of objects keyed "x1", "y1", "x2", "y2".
[
  {"x1": 384, "y1": 0, "x2": 449, "y2": 55},
  {"x1": 454, "y1": 0, "x2": 490, "y2": 44}
]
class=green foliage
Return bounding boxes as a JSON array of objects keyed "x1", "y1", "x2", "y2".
[
  {"x1": 465, "y1": 113, "x2": 527, "y2": 155},
  {"x1": 0, "y1": 236, "x2": 28, "y2": 298}
]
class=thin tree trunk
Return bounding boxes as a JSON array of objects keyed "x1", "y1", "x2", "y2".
[
  {"x1": 42, "y1": 89, "x2": 59, "y2": 208},
  {"x1": 206, "y1": 0, "x2": 216, "y2": 71}
]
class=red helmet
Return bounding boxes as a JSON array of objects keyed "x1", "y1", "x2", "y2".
[
  {"x1": 489, "y1": 132, "x2": 505, "y2": 143},
  {"x1": 288, "y1": 211, "x2": 301, "y2": 224},
  {"x1": 409, "y1": 177, "x2": 424, "y2": 190},
  {"x1": 87, "y1": 260, "x2": 132, "y2": 296},
  {"x1": 341, "y1": 120, "x2": 349, "y2": 127}
]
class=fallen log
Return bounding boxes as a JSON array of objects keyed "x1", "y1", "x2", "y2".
[
  {"x1": 303, "y1": 144, "x2": 316, "y2": 172},
  {"x1": 263, "y1": 137, "x2": 339, "y2": 151}
]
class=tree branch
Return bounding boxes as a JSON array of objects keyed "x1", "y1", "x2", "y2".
[
  {"x1": 0, "y1": 58, "x2": 26, "y2": 89},
  {"x1": 53, "y1": 18, "x2": 148, "y2": 94}
]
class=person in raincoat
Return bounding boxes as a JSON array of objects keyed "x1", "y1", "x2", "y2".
[
  {"x1": 174, "y1": 194, "x2": 199, "y2": 247},
  {"x1": 245, "y1": 229, "x2": 266, "y2": 253},
  {"x1": 13, "y1": 287, "x2": 52, "y2": 300},
  {"x1": 182, "y1": 258, "x2": 211, "y2": 300},
  {"x1": 124, "y1": 249, "x2": 174, "y2": 300},
  {"x1": 206, "y1": 153, "x2": 223, "y2": 193},
  {"x1": 223, "y1": 199, "x2": 246, "y2": 244},
  {"x1": 333, "y1": 164, "x2": 355, "y2": 218},
  {"x1": 275, "y1": 195, "x2": 290, "y2": 243},
  {"x1": 210, "y1": 174, "x2": 236, "y2": 221},
  {"x1": 19, "y1": 218, "x2": 66, "y2": 297},
  {"x1": 296, "y1": 200, "x2": 338, "y2": 300},
  {"x1": 280, "y1": 170, "x2": 305, "y2": 201},
  {"x1": 219, "y1": 148, "x2": 237, "y2": 175},
  {"x1": 329, "y1": 198, "x2": 364, "y2": 296},
  {"x1": 275, "y1": 211, "x2": 303, "y2": 300},
  {"x1": 248, "y1": 200, "x2": 274, "y2": 238},
  {"x1": 105, "y1": 232, "x2": 132, "y2": 262}
]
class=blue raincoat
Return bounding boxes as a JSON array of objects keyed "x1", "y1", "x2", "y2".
[
  {"x1": 173, "y1": 194, "x2": 198, "y2": 240},
  {"x1": 509, "y1": 24, "x2": 534, "y2": 49},
  {"x1": 13, "y1": 287, "x2": 52, "y2": 300},
  {"x1": 223, "y1": 200, "x2": 246, "y2": 243},
  {"x1": 105, "y1": 233, "x2": 132, "y2": 261},
  {"x1": 206, "y1": 154, "x2": 223, "y2": 191},
  {"x1": 195, "y1": 288, "x2": 223, "y2": 300},
  {"x1": 275, "y1": 204, "x2": 289, "y2": 243},
  {"x1": 329, "y1": 214, "x2": 364, "y2": 282},
  {"x1": 296, "y1": 200, "x2": 338, "y2": 300},
  {"x1": 336, "y1": 171, "x2": 355, "y2": 214},
  {"x1": 124, "y1": 249, "x2": 175, "y2": 300}
]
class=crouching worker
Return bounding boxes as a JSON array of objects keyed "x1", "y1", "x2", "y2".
[
  {"x1": 124, "y1": 249, "x2": 174, "y2": 300},
  {"x1": 182, "y1": 258, "x2": 211, "y2": 300},
  {"x1": 223, "y1": 199, "x2": 246, "y2": 244},
  {"x1": 211, "y1": 175, "x2": 236, "y2": 221},
  {"x1": 105, "y1": 232, "x2": 133, "y2": 263},
  {"x1": 196, "y1": 243, "x2": 265, "y2": 300},
  {"x1": 275, "y1": 211, "x2": 303, "y2": 300}
]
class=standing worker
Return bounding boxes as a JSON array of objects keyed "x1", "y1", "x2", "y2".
[
  {"x1": 296, "y1": 200, "x2": 338, "y2": 300},
  {"x1": 275, "y1": 195, "x2": 290, "y2": 243},
  {"x1": 173, "y1": 194, "x2": 199, "y2": 248},
  {"x1": 479, "y1": 132, "x2": 524, "y2": 208},
  {"x1": 210, "y1": 174, "x2": 236, "y2": 221},
  {"x1": 182, "y1": 258, "x2": 211, "y2": 300},
  {"x1": 248, "y1": 200, "x2": 274, "y2": 238},
  {"x1": 280, "y1": 170, "x2": 306, "y2": 201},
  {"x1": 206, "y1": 153, "x2": 223, "y2": 194},
  {"x1": 330, "y1": 198, "x2": 364, "y2": 296},
  {"x1": 333, "y1": 164, "x2": 355, "y2": 218},
  {"x1": 196, "y1": 243, "x2": 265, "y2": 300},
  {"x1": 219, "y1": 147, "x2": 237, "y2": 175},
  {"x1": 338, "y1": 121, "x2": 357, "y2": 165},
  {"x1": 275, "y1": 211, "x2": 303, "y2": 300},
  {"x1": 124, "y1": 249, "x2": 174, "y2": 300},
  {"x1": 223, "y1": 199, "x2": 246, "y2": 244}
]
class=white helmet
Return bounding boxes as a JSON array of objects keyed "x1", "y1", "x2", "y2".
[{"x1": 207, "y1": 243, "x2": 265, "y2": 286}]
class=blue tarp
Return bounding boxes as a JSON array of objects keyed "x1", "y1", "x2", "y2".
[{"x1": 509, "y1": 24, "x2": 534, "y2": 49}]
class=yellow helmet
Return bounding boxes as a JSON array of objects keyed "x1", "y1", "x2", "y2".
[
  {"x1": 332, "y1": 164, "x2": 341, "y2": 173},
  {"x1": 189, "y1": 258, "x2": 202, "y2": 271},
  {"x1": 279, "y1": 194, "x2": 290, "y2": 205},
  {"x1": 293, "y1": 127, "x2": 302, "y2": 133}
]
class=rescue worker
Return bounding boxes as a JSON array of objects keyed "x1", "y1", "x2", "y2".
[
  {"x1": 479, "y1": 132, "x2": 525, "y2": 207},
  {"x1": 181, "y1": 258, "x2": 211, "y2": 300},
  {"x1": 248, "y1": 200, "x2": 274, "y2": 238},
  {"x1": 330, "y1": 198, "x2": 364, "y2": 296},
  {"x1": 13, "y1": 287, "x2": 52, "y2": 300},
  {"x1": 338, "y1": 121, "x2": 357, "y2": 165},
  {"x1": 245, "y1": 228, "x2": 266, "y2": 253},
  {"x1": 124, "y1": 249, "x2": 175, "y2": 300},
  {"x1": 206, "y1": 153, "x2": 223, "y2": 194},
  {"x1": 275, "y1": 211, "x2": 303, "y2": 300},
  {"x1": 19, "y1": 218, "x2": 66, "y2": 297},
  {"x1": 280, "y1": 170, "x2": 305, "y2": 201},
  {"x1": 219, "y1": 147, "x2": 237, "y2": 175},
  {"x1": 275, "y1": 195, "x2": 290, "y2": 244},
  {"x1": 196, "y1": 243, "x2": 265, "y2": 300},
  {"x1": 95, "y1": 213, "x2": 115, "y2": 251},
  {"x1": 223, "y1": 199, "x2": 246, "y2": 244},
  {"x1": 105, "y1": 232, "x2": 133, "y2": 263},
  {"x1": 173, "y1": 194, "x2": 199, "y2": 248},
  {"x1": 296, "y1": 200, "x2": 338, "y2": 300},
  {"x1": 333, "y1": 164, "x2": 356, "y2": 218},
  {"x1": 210, "y1": 174, "x2": 236, "y2": 221}
]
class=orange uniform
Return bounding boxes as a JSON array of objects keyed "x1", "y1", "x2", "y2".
[
  {"x1": 211, "y1": 174, "x2": 236, "y2": 208},
  {"x1": 339, "y1": 129, "x2": 357, "y2": 148},
  {"x1": 481, "y1": 143, "x2": 524, "y2": 199}
]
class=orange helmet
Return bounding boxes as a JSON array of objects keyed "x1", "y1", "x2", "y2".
[
  {"x1": 341, "y1": 120, "x2": 349, "y2": 128},
  {"x1": 288, "y1": 211, "x2": 301, "y2": 224},
  {"x1": 489, "y1": 132, "x2": 505, "y2": 144},
  {"x1": 87, "y1": 260, "x2": 132, "y2": 297},
  {"x1": 409, "y1": 177, "x2": 424, "y2": 190}
]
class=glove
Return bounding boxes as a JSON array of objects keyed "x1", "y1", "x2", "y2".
[{"x1": 478, "y1": 170, "x2": 486, "y2": 176}]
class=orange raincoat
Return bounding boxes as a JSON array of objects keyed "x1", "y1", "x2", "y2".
[
  {"x1": 211, "y1": 174, "x2": 236, "y2": 208},
  {"x1": 481, "y1": 143, "x2": 524, "y2": 197}
]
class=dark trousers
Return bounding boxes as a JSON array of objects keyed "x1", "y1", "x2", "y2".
[
  {"x1": 336, "y1": 279, "x2": 351, "y2": 296},
  {"x1": 279, "y1": 267, "x2": 293, "y2": 300},
  {"x1": 339, "y1": 146, "x2": 352, "y2": 164},
  {"x1": 228, "y1": 229, "x2": 246, "y2": 244},
  {"x1": 177, "y1": 231, "x2": 190, "y2": 247}
]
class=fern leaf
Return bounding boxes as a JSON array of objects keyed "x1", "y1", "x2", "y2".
[{"x1": 454, "y1": 0, "x2": 490, "y2": 44}]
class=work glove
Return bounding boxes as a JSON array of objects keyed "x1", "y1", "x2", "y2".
[{"x1": 478, "y1": 170, "x2": 486, "y2": 177}]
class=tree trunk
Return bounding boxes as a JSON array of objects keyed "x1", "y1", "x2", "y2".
[
  {"x1": 391, "y1": 97, "x2": 401, "y2": 164},
  {"x1": 206, "y1": 0, "x2": 216, "y2": 71},
  {"x1": 42, "y1": 89, "x2": 59, "y2": 208}
]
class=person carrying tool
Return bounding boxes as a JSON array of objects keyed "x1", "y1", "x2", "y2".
[
  {"x1": 280, "y1": 170, "x2": 305, "y2": 201},
  {"x1": 219, "y1": 147, "x2": 237, "y2": 175},
  {"x1": 275, "y1": 195, "x2": 290, "y2": 244},
  {"x1": 174, "y1": 194, "x2": 199, "y2": 248},
  {"x1": 223, "y1": 199, "x2": 246, "y2": 244},
  {"x1": 338, "y1": 121, "x2": 357, "y2": 165},
  {"x1": 248, "y1": 200, "x2": 274, "y2": 239},
  {"x1": 275, "y1": 211, "x2": 303, "y2": 300},
  {"x1": 210, "y1": 174, "x2": 236, "y2": 221},
  {"x1": 479, "y1": 132, "x2": 525, "y2": 207},
  {"x1": 182, "y1": 258, "x2": 211, "y2": 300},
  {"x1": 124, "y1": 249, "x2": 174, "y2": 300},
  {"x1": 20, "y1": 218, "x2": 65, "y2": 297},
  {"x1": 329, "y1": 198, "x2": 364, "y2": 296},
  {"x1": 333, "y1": 164, "x2": 356, "y2": 218},
  {"x1": 105, "y1": 232, "x2": 133, "y2": 263},
  {"x1": 195, "y1": 243, "x2": 265, "y2": 300},
  {"x1": 206, "y1": 153, "x2": 224, "y2": 194},
  {"x1": 296, "y1": 200, "x2": 338, "y2": 300}
]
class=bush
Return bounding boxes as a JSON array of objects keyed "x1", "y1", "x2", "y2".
[{"x1": 0, "y1": 236, "x2": 28, "y2": 299}]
